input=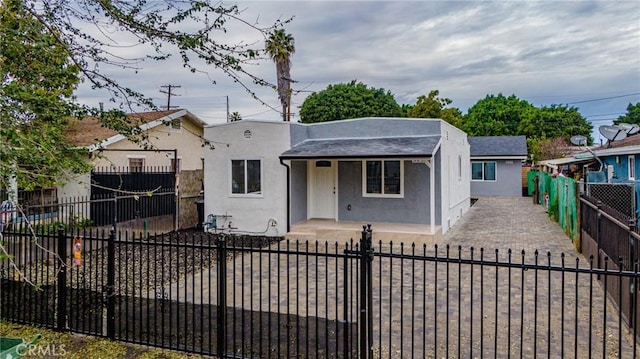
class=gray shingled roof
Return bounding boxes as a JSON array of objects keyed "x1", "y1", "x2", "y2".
[
  {"x1": 469, "y1": 136, "x2": 528, "y2": 157},
  {"x1": 280, "y1": 136, "x2": 441, "y2": 159}
]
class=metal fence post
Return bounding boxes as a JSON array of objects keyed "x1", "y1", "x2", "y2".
[
  {"x1": 106, "y1": 229, "x2": 116, "y2": 339},
  {"x1": 629, "y1": 219, "x2": 637, "y2": 327},
  {"x1": 596, "y1": 201, "x2": 602, "y2": 271},
  {"x1": 112, "y1": 192, "x2": 118, "y2": 232},
  {"x1": 56, "y1": 228, "x2": 67, "y2": 331},
  {"x1": 343, "y1": 246, "x2": 350, "y2": 358},
  {"x1": 359, "y1": 224, "x2": 373, "y2": 359},
  {"x1": 216, "y1": 235, "x2": 227, "y2": 358}
]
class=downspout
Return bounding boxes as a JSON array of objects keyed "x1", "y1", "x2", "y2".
[{"x1": 279, "y1": 158, "x2": 291, "y2": 233}]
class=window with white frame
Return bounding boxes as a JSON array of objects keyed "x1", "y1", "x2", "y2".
[
  {"x1": 362, "y1": 160, "x2": 403, "y2": 197},
  {"x1": 128, "y1": 157, "x2": 145, "y2": 173},
  {"x1": 629, "y1": 155, "x2": 636, "y2": 180},
  {"x1": 231, "y1": 159, "x2": 262, "y2": 195},
  {"x1": 471, "y1": 161, "x2": 496, "y2": 181}
]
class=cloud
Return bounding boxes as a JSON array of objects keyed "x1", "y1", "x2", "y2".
[{"x1": 75, "y1": 0, "x2": 640, "y2": 128}]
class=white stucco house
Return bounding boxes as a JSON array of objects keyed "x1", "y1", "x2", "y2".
[{"x1": 203, "y1": 118, "x2": 471, "y2": 243}]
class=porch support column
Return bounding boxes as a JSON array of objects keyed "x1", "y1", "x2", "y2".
[
  {"x1": 429, "y1": 158, "x2": 435, "y2": 227},
  {"x1": 423, "y1": 158, "x2": 435, "y2": 227}
]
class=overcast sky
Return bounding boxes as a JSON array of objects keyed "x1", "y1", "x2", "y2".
[{"x1": 77, "y1": 1, "x2": 640, "y2": 143}]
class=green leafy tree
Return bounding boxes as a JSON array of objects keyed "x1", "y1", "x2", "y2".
[
  {"x1": 614, "y1": 102, "x2": 640, "y2": 125},
  {"x1": 299, "y1": 80, "x2": 404, "y2": 123},
  {"x1": 400, "y1": 103, "x2": 413, "y2": 117},
  {"x1": 1, "y1": 0, "x2": 282, "y2": 191},
  {"x1": 0, "y1": 0, "x2": 91, "y2": 190},
  {"x1": 518, "y1": 104, "x2": 593, "y2": 144},
  {"x1": 462, "y1": 94, "x2": 535, "y2": 136},
  {"x1": 408, "y1": 90, "x2": 463, "y2": 128},
  {"x1": 265, "y1": 29, "x2": 296, "y2": 122}
]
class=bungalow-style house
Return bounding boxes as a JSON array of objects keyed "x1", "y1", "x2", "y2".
[
  {"x1": 203, "y1": 117, "x2": 471, "y2": 243},
  {"x1": 59, "y1": 109, "x2": 207, "y2": 229},
  {"x1": 468, "y1": 136, "x2": 528, "y2": 197}
]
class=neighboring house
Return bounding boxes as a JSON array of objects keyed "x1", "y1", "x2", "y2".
[
  {"x1": 592, "y1": 135, "x2": 640, "y2": 183},
  {"x1": 539, "y1": 134, "x2": 640, "y2": 219},
  {"x1": 539, "y1": 134, "x2": 640, "y2": 183},
  {"x1": 468, "y1": 136, "x2": 528, "y2": 197},
  {"x1": 203, "y1": 117, "x2": 471, "y2": 241},
  {"x1": 59, "y1": 109, "x2": 207, "y2": 229}
]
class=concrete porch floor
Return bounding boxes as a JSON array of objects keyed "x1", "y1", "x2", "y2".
[{"x1": 285, "y1": 219, "x2": 442, "y2": 245}]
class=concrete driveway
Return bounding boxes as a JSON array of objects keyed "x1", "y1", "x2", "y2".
[{"x1": 151, "y1": 197, "x2": 638, "y2": 358}]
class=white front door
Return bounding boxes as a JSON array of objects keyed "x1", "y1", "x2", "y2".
[{"x1": 309, "y1": 160, "x2": 336, "y2": 219}]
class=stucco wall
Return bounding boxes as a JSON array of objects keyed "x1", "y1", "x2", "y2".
[
  {"x1": 92, "y1": 115, "x2": 204, "y2": 171},
  {"x1": 57, "y1": 172, "x2": 91, "y2": 199},
  {"x1": 602, "y1": 154, "x2": 640, "y2": 182},
  {"x1": 290, "y1": 118, "x2": 442, "y2": 146},
  {"x1": 290, "y1": 161, "x2": 307, "y2": 225},
  {"x1": 470, "y1": 159, "x2": 522, "y2": 196},
  {"x1": 439, "y1": 121, "x2": 471, "y2": 233},
  {"x1": 203, "y1": 121, "x2": 290, "y2": 236},
  {"x1": 337, "y1": 161, "x2": 430, "y2": 224}
]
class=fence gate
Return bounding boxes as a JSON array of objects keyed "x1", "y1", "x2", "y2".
[{"x1": 90, "y1": 168, "x2": 176, "y2": 227}]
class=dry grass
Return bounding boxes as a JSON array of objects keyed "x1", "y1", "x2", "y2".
[{"x1": 0, "y1": 321, "x2": 200, "y2": 359}]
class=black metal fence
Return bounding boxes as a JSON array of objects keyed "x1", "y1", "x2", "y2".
[
  {"x1": 2, "y1": 226, "x2": 640, "y2": 358},
  {"x1": 580, "y1": 194, "x2": 640, "y2": 340},
  {"x1": 90, "y1": 167, "x2": 176, "y2": 226}
]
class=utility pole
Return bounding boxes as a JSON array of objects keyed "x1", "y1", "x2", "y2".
[
  {"x1": 160, "y1": 85, "x2": 181, "y2": 110},
  {"x1": 226, "y1": 96, "x2": 230, "y2": 123}
]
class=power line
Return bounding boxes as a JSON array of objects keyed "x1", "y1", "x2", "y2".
[
  {"x1": 584, "y1": 112, "x2": 625, "y2": 118},
  {"x1": 159, "y1": 84, "x2": 181, "y2": 110},
  {"x1": 565, "y1": 92, "x2": 640, "y2": 105}
]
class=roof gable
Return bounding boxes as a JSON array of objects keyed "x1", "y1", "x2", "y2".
[
  {"x1": 64, "y1": 109, "x2": 205, "y2": 149},
  {"x1": 469, "y1": 136, "x2": 528, "y2": 157}
]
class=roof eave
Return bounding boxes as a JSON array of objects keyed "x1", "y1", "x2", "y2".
[
  {"x1": 280, "y1": 154, "x2": 434, "y2": 160},
  {"x1": 471, "y1": 155, "x2": 528, "y2": 160}
]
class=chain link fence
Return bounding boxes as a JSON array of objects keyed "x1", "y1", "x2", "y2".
[{"x1": 584, "y1": 182, "x2": 636, "y2": 222}]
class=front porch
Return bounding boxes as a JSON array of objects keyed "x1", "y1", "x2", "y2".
[{"x1": 285, "y1": 219, "x2": 442, "y2": 245}]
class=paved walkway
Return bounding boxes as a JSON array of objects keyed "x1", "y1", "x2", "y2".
[
  {"x1": 443, "y1": 196, "x2": 582, "y2": 262},
  {"x1": 151, "y1": 197, "x2": 638, "y2": 358}
]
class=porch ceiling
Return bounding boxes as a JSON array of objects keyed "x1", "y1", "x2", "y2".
[{"x1": 280, "y1": 136, "x2": 440, "y2": 159}]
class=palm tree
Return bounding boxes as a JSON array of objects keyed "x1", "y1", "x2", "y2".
[
  {"x1": 229, "y1": 111, "x2": 242, "y2": 122},
  {"x1": 265, "y1": 29, "x2": 295, "y2": 121}
]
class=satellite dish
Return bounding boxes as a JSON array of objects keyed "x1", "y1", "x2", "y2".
[
  {"x1": 599, "y1": 125, "x2": 627, "y2": 141},
  {"x1": 570, "y1": 135, "x2": 588, "y2": 146},
  {"x1": 617, "y1": 122, "x2": 640, "y2": 135}
]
